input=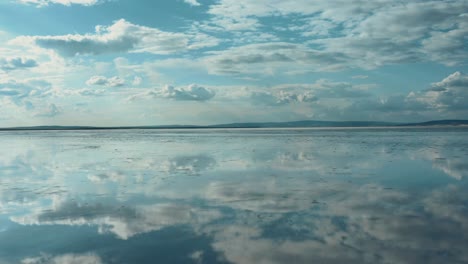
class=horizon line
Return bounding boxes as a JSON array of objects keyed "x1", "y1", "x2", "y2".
[{"x1": 1, "y1": 119, "x2": 468, "y2": 131}]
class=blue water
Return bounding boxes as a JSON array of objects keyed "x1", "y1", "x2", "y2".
[{"x1": 0, "y1": 128, "x2": 467, "y2": 264}]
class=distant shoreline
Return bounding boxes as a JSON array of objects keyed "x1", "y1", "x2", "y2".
[{"x1": 1, "y1": 120, "x2": 467, "y2": 131}]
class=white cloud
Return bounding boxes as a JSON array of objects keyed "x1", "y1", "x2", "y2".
[
  {"x1": 218, "y1": 80, "x2": 371, "y2": 108},
  {"x1": 206, "y1": 0, "x2": 468, "y2": 67},
  {"x1": 205, "y1": 0, "x2": 401, "y2": 33},
  {"x1": 86, "y1": 75, "x2": 125, "y2": 87},
  {"x1": 310, "y1": 1, "x2": 468, "y2": 68},
  {"x1": 132, "y1": 76, "x2": 142, "y2": 86},
  {"x1": 12, "y1": 19, "x2": 218, "y2": 57},
  {"x1": 182, "y1": 0, "x2": 200, "y2": 6},
  {"x1": 0, "y1": 79, "x2": 51, "y2": 102},
  {"x1": 17, "y1": 0, "x2": 102, "y2": 7},
  {"x1": 86, "y1": 76, "x2": 108, "y2": 86},
  {"x1": 0, "y1": 57, "x2": 38, "y2": 71},
  {"x1": 129, "y1": 84, "x2": 215, "y2": 102},
  {"x1": 338, "y1": 72, "x2": 468, "y2": 121},
  {"x1": 160, "y1": 84, "x2": 215, "y2": 101},
  {"x1": 422, "y1": 21, "x2": 468, "y2": 66},
  {"x1": 423, "y1": 71, "x2": 468, "y2": 111}
]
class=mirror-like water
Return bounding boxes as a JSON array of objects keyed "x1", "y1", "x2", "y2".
[{"x1": 1, "y1": 128, "x2": 467, "y2": 264}]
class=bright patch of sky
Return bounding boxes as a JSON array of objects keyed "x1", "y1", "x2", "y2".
[{"x1": 0, "y1": 0, "x2": 467, "y2": 126}]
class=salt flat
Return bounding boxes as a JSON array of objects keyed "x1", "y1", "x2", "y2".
[{"x1": 0, "y1": 128, "x2": 467, "y2": 264}]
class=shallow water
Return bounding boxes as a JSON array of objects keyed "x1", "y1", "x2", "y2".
[{"x1": 0, "y1": 128, "x2": 467, "y2": 264}]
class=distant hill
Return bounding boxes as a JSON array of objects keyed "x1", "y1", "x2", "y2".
[
  {"x1": 211, "y1": 120, "x2": 397, "y2": 128},
  {"x1": 397, "y1": 120, "x2": 468, "y2": 126},
  {"x1": 1, "y1": 120, "x2": 467, "y2": 131}
]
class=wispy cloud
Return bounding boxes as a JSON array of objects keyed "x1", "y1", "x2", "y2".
[
  {"x1": 205, "y1": 42, "x2": 348, "y2": 75},
  {"x1": 33, "y1": 103, "x2": 62, "y2": 117},
  {"x1": 250, "y1": 91, "x2": 317, "y2": 106},
  {"x1": 205, "y1": 0, "x2": 468, "y2": 67},
  {"x1": 17, "y1": 0, "x2": 103, "y2": 7}
]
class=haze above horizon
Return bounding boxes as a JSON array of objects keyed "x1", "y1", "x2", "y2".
[{"x1": 1, "y1": 119, "x2": 468, "y2": 131}]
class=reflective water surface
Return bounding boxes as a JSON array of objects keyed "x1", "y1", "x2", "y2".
[{"x1": 1, "y1": 128, "x2": 468, "y2": 264}]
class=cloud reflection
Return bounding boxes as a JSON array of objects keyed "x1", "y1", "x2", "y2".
[
  {"x1": 22, "y1": 253, "x2": 102, "y2": 264},
  {"x1": 207, "y1": 183, "x2": 468, "y2": 264},
  {"x1": 161, "y1": 155, "x2": 217, "y2": 175},
  {"x1": 432, "y1": 158, "x2": 468, "y2": 180},
  {"x1": 13, "y1": 200, "x2": 221, "y2": 240},
  {"x1": 1, "y1": 129, "x2": 468, "y2": 263}
]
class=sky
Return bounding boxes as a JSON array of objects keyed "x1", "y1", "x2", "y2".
[{"x1": 0, "y1": 0, "x2": 467, "y2": 126}]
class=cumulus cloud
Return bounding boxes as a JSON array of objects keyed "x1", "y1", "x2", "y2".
[
  {"x1": 129, "y1": 84, "x2": 215, "y2": 102},
  {"x1": 17, "y1": 0, "x2": 102, "y2": 7},
  {"x1": 12, "y1": 19, "x2": 218, "y2": 57},
  {"x1": 86, "y1": 75, "x2": 125, "y2": 87},
  {"x1": 423, "y1": 71, "x2": 468, "y2": 111},
  {"x1": 182, "y1": 0, "x2": 200, "y2": 6},
  {"x1": 0, "y1": 79, "x2": 66, "y2": 118},
  {"x1": 85, "y1": 76, "x2": 108, "y2": 86},
  {"x1": 240, "y1": 79, "x2": 371, "y2": 108},
  {"x1": 348, "y1": 71, "x2": 467, "y2": 118},
  {"x1": 337, "y1": 72, "x2": 468, "y2": 121},
  {"x1": 0, "y1": 57, "x2": 38, "y2": 71},
  {"x1": 160, "y1": 85, "x2": 215, "y2": 101}
]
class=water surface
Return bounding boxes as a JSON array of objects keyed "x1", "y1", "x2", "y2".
[{"x1": 1, "y1": 128, "x2": 467, "y2": 263}]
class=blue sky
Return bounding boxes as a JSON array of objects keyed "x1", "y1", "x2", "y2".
[{"x1": 0, "y1": 0, "x2": 467, "y2": 126}]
